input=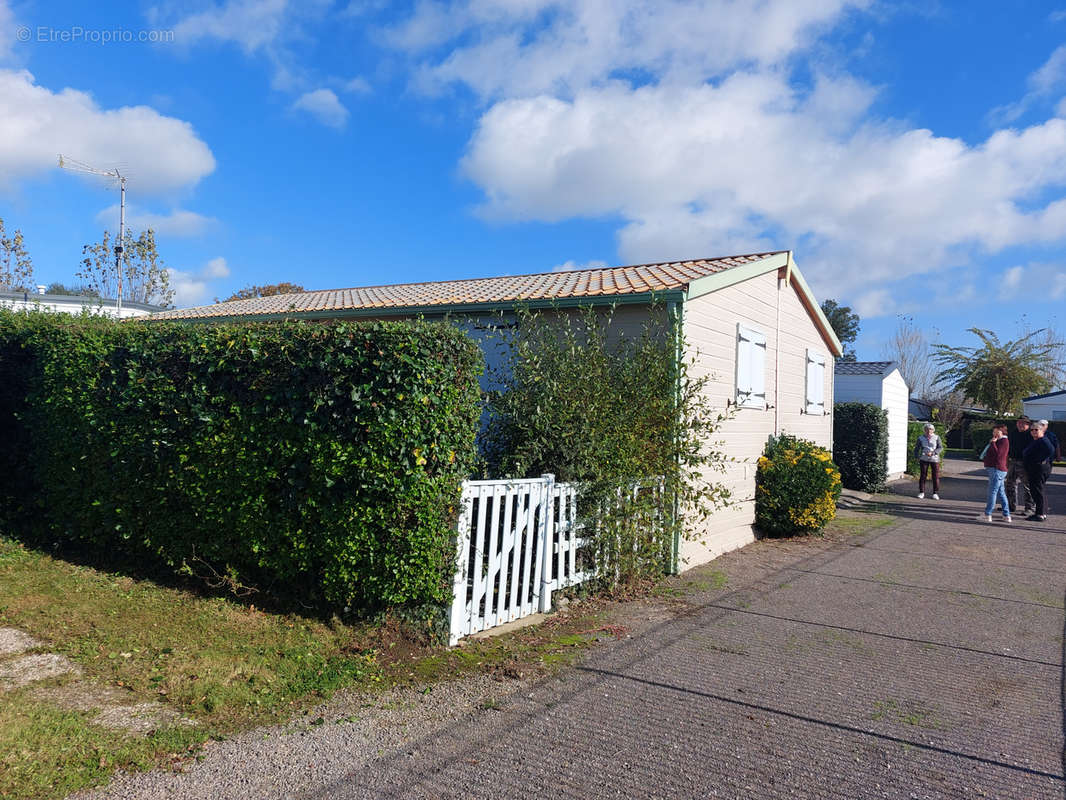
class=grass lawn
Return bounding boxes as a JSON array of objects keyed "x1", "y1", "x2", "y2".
[
  {"x1": 0, "y1": 506, "x2": 897, "y2": 799},
  {"x1": 0, "y1": 535, "x2": 607, "y2": 800}
]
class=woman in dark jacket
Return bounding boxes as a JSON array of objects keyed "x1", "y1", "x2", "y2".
[{"x1": 1023, "y1": 421, "x2": 1055, "y2": 521}]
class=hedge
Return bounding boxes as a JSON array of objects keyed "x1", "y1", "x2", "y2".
[
  {"x1": 0, "y1": 311, "x2": 482, "y2": 614},
  {"x1": 832, "y1": 402, "x2": 888, "y2": 492},
  {"x1": 906, "y1": 420, "x2": 946, "y2": 476}
]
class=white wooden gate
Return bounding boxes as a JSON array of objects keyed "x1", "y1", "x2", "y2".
[{"x1": 448, "y1": 474, "x2": 593, "y2": 645}]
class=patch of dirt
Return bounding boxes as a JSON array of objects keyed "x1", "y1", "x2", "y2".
[
  {"x1": 0, "y1": 652, "x2": 80, "y2": 688},
  {"x1": 29, "y1": 680, "x2": 129, "y2": 711},
  {"x1": 0, "y1": 626, "x2": 43, "y2": 655},
  {"x1": 92, "y1": 703, "x2": 197, "y2": 734}
]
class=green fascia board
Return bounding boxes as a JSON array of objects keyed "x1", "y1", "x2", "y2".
[
  {"x1": 684, "y1": 251, "x2": 842, "y2": 357},
  {"x1": 787, "y1": 259, "x2": 843, "y2": 356},
  {"x1": 684, "y1": 252, "x2": 790, "y2": 300},
  {"x1": 152, "y1": 289, "x2": 687, "y2": 325}
]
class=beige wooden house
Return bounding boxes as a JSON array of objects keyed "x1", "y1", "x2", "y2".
[{"x1": 153, "y1": 250, "x2": 841, "y2": 570}]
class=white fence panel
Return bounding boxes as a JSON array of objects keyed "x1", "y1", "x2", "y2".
[{"x1": 448, "y1": 474, "x2": 665, "y2": 645}]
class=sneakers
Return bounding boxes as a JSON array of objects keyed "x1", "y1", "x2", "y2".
[
  {"x1": 978, "y1": 514, "x2": 992, "y2": 522},
  {"x1": 917, "y1": 492, "x2": 925, "y2": 499},
  {"x1": 932, "y1": 493, "x2": 940, "y2": 500},
  {"x1": 1026, "y1": 514, "x2": 1047, "y2": 521},
  {"x1": 1003, "y1": 516, "x2": 1012, "y2": 523}
]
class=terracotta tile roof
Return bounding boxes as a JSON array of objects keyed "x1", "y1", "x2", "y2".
[{"x1": 151, "y1": 252, "x2": 785, "y2": 320}]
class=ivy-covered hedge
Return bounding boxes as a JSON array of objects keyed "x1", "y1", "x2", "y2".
[
  {"x1": 832, "y1": 402, "x2": 888, "y2": 492},
  {"x1": 906, "y1": 420, "x2": 946, "y2": 476},
  {"x1": 0, "y1": 311, "x2": 482, "y2": 614},
  {"x1": 755, "y1": 434, "x2": 841, "y2": 536}
]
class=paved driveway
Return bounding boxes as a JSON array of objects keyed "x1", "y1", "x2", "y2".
[
  {"x1": 84, "y1": 461, "x2": 1065, "y2": 800},
  {"x1": 323, "y1": 462, "x2": 1065, "y2": 799}
]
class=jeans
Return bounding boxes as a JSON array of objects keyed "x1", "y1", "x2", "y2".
[{"x1": 985, "y1": 468, "x2": 1009, "y2": 516}]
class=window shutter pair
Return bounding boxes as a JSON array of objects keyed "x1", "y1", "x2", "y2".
[
  {"x1": 736, "y1": 325, "x2": 767, "y2": 409},
  {"x1": 805, "y1": 350, "x2": 826, "y2": 414}
]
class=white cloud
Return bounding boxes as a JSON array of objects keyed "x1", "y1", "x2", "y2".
[
  {"x1": 386, "y1": 0, "x2": 872, "y2": 100},
  {"x1": 343, "y1": 76, "x2": 372, "y2": 94},
  {"x1": 166, "y1": 256, "x2": 230, "y2": 306},
  {"x1": 171, "y1": 0, "x2": 290, "y2": 54},
  {"x1": 291, "y1": 88, "x2": 349, "y2": 127},
  {"x1": 459, "y1": 71, "x2": 1066, "y2": 302},
  {"x1": 991, "y1": 45, "x2": 1066, "y2": 124},
  {"x1": 1003, "y1": 265, "x2": 1025, "y2": 293},
  {"x1": 94, "y1": 205, "x2": 217, "y2": 237},
  {"x1": 553, "y1": 258, "x2": 608, "y2": 272},
  {"x1": 202, "y1": 256, "x2": 230, "y2": 278},
  {"x1": 0, "y1": 69, "x2": 215, "y2": 194},
  {"x1": 1001, "y1": 261, "x2": 1066, "y2": 301}
]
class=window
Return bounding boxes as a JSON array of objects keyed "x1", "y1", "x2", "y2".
[
  {"x1": 805, "y1": 350, "x2": 826, "y2": 415},
  {"x1": 736, "y1": 324, "x2": 767, "y2": 409}
]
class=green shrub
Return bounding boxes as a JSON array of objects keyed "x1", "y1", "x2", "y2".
[
  {"x1": 481, "y1": 304, "x2": 732, "y2": 581},
  {"x1": 906, "y1": 421, "x2": 946, "y2": 476},
  {"x1": 970, "y1": 426, "x2": 994, "y2": 456},
  {"x1": 0, "y1": 310, "x2": 482, "y2": 615},
  {"x1": 755, "y1": 434, "x2": 841, "y2": 536},
  {"x1": 832, "y1": 402, "x2": 888, "y2": 492}
]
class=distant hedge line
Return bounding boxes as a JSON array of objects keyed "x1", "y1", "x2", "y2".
[{"x1": 0, "y1": 311, "x2": 482, "y2": 614}]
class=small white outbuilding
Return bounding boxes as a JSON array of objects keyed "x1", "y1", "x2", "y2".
[
  {"x1": 1023, "y1": 389, "x2": 1066, "y2": 422},
  {"x1": 834, "y1": 361, "x2": 910, "y2": 479}
]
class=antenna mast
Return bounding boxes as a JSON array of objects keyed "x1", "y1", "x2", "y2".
[{"x1": 57, "y1": 155, "x2": 127, "y2": 316}]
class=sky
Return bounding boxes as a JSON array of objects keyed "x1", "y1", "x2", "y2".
[{"x1": 0, "y1": 0, "x2": 1065, "y2": 360}]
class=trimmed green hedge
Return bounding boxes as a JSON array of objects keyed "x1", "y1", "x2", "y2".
[
  {"x1": 906, "y1": 420, "x2": 945, "y2": 476},
  {"x1": 832, "y1": 402, "x2": 888, "y2": 492},
  {"x1": 0, "y1": 311, "x2": 482, "y2": 614},
  {"x1": 755, "y1": 434, "x2": 841, "y2": 536}
]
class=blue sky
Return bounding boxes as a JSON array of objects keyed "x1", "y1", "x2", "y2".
[{"x1": 1, "y1": 0, "x2": 1065, "y2": 360}]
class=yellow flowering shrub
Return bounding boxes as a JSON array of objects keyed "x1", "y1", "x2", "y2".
[{"x1": 755, "y1": 434, "x2": 841, "y2": 536}]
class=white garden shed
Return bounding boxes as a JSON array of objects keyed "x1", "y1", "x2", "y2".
[
  {"x1": 834, "y1": 361, "x2": 909, "y2": 479},
  {"x1": 1023, "y1": 389, "x2": 1066, "y2": 421}
]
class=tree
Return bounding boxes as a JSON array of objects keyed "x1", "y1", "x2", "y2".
[
  {"x1": 0, "y1": 217, "x2": 35, "y2": 292},
  {"x1": 932, "y1": 328, "x2": 1063, "y2": 415},
  {"x1": 928, "y1": 389, "x2": 966, "y2": 434},
  {"x1": 883, "y1": 316, "x2": 937, "y2": 399},
  {"x1": 45, "y1": 282, "x2": 99, "y2": 297},
  {"x1": 220, "y1": 282, "x2": 305, "y2": 303},
  {"x1": 77, "y1": 229, "x2": 174, "y2": 308},
  {"x1": 820, "y1": 299, "x2": 860, "y2": 360}
]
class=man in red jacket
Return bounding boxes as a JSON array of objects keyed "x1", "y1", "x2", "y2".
[{"x1": 979, "y1": 422, "x2": 1011, "y2": 522}]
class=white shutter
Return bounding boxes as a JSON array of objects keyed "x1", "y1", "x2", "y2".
[
  {"x1": 737, "y1": 325, "x2": 767, "y2": 409},
  {"x1": 805, "y1": 350, "x2": 825, "y2": 414}
]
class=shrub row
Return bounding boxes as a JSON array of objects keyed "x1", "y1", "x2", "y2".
[
  {"x1": 832, "y1": 402, "x2": 888, "y2": 492},
  {"x1": 755, "y1": 434, "x2": 841, "y2": 536},
  {"x1": 0, "y1": 311, "x2": 482, "y2": 614},
  {"x1": 906, "y1": 420, "x2": 945, "y2": 476}
]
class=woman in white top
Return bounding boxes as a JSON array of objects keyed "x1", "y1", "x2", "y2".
[{"x1": 913, "y1": 423, "x2": 943, "y2": 499}]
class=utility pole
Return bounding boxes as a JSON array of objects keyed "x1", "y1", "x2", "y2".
[{"x1": 58, "y1": 155, "x2": 127, "y2": 316}]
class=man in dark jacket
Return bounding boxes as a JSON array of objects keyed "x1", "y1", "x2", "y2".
[
  {"x1": 1006, "y1": 416, "x2": 1033, "y2": 514},
  {"x1": 1023, "y1": 420, "x2": 1055, "y2": 521}
]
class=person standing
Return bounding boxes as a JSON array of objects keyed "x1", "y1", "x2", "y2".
[
  {"x1": 979, "y1": 423, "x2": 1011, "y2": 522},
  {"x1": 1023, "y1": 420, "x2": 1055, "y2": 521},
  {"x1": 1005, "y1": 416, "x2": 1033, "y2": 515},
  {"x1": 914, "y1": 423, "x2": 943, "y2": 499}
]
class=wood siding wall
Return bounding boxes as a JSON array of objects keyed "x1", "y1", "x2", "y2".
[{"x1": 681, "y1": 270, "x2": 834, "y2": 567}]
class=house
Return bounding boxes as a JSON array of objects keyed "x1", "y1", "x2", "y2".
[
  {"x1": 0, "y1": 288, "x2": 161, "y2": 318},
  {"x1": 833, "y1": 361, "x2": 909, "y2": 479},
  {"x1": 1023, "y1": 389, "x2": 1066, "y2": 422},
  {"x1": 151, "y1": 250, "x2": 842, "y2": 569}
]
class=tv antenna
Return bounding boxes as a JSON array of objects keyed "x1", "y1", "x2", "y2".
[{"x1": 57, "y1": 155, "x2": 127, "y2": 316}]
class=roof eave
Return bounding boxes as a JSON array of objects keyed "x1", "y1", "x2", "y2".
[{"x1": 150, "y1": 289, "x2": 687, "y2": 324}]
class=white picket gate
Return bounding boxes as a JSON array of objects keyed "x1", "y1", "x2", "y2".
[{"x1": 448, "y1": 474, "x2": 593, "y2": 645}]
